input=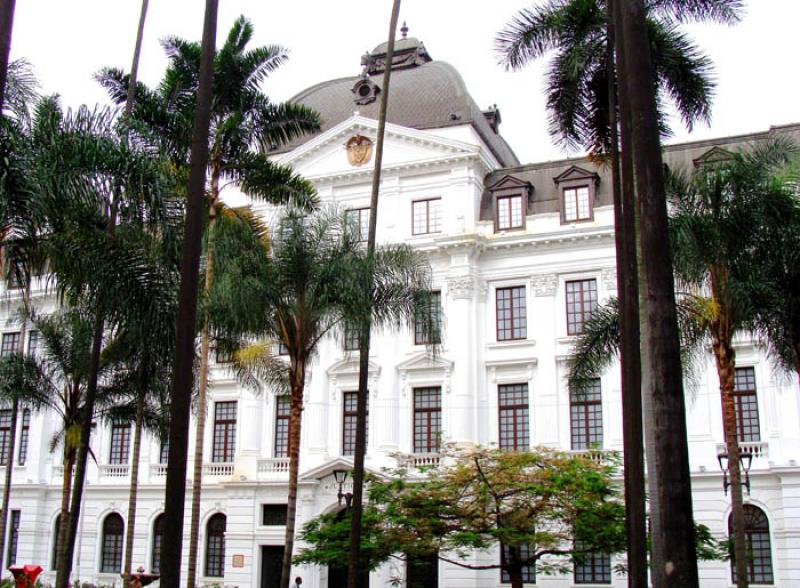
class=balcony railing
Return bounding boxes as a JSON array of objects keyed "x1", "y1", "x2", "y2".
[
  {"x1": 257, "y1": 458, "x2": 289, "y2": 476},
  {"x1": 150, "y1": 463, "x2": 168, "y2": 477},
  {"x1": 99, "y1": 464, "x2": 130, "y2": 478},
  {"x1": 408, "y1": 453, "x2": 440, "y2": 469},
  {"x1": 203, "y1": 462, "x2": 234, "y2": 477},
  {"x1": 717, "y1": 441, "x2": 769, "y2": 460}
]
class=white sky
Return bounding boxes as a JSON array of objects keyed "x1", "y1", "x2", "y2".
[{"x1": 9, "y1": 0, "x2": 800, "y2": 164}]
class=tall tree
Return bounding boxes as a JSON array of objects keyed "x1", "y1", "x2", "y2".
[
  {"x1": 496, "y1": 2, "x2": 742, "y2": 584},
  {"x1": 347, "y1": 3, "x2": 402, "y2": 587},
  {"x1": 98, "y1": 20, "x2": 319, "y2": 585},
  {"x1": 0, "y1": 0, "x2": 16, "y2": 110},
  {"x1": 159, "y1": 1, "x2": 219, "y2": 586},
  {"x1": 212, "y1": 208, "x2": 433, "y2": 588},
  {"x1": 614, "y1": 1, "x2": 698, "y2": 584}
]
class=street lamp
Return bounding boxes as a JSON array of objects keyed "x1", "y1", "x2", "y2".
[
  {"x1": 717, "y1": 450, "x2": 753, "y2": 495},
  {"x1": 333, "y1": 469, "x2": 353, "y2": 508}
]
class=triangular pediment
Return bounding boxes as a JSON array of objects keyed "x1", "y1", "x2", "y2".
[
  {"x1": 553, "y1": 165, "x2": 600, "y2": 185},
  {"x1": 273, "y1": 115, "x2": 480, "y2": 179},
  {"x1": 396, "y1": 351, "x2": 454, "y2": 373},
  {"x1": 299, "y1": 457, "x2": 384, "y2": 481},
  {"x1": 326, "y1": 356, "x2": 381, "y2": 378},
  {"x1": 487, "y1": 174, "x2": 533, "y2": 193},
  {"x1": 693, "y1": 146, "x2": 734, "y2": 167}
]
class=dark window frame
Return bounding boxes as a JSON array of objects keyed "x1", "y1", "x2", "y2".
[
  {"x1": 1, "y1": 332, "x2": 20, "y2": 357},
  {"x1": 151, "y1": 513, "x2": 165, "y2": 574},
  {"x1": 347, "y1": 207, "x2": 371, "y2": 242},
  {"x1": 496, "y1": 286, "x2": 527, "y2": 341},
  {"x1": 109, "y1": 420, "x2": 131, "y2": 465},
  {"x1": 414, "y1": 290, "x2": 442, "y2": 345},
  {"x1": 566, "y1": 278, "x2": 598, "y2": 336},
  {"x1": 274, "y1": 396, "x2": 290, "y2": 458},
  {"x1": 211, "y1": 401, "x2": 237, "y2": 463},
  {"x1": 498, "y1": 384, "x2": 530, "y2": 451},
  {"x1": 733, "y1": 367, "x2": 761, "y2": 442},
  {"x1": 495, "y1": 193, "x2": 525, "y2": 231},
  {"x1": 413, "y1": 387, "x2": 442, "y2": 454},
  {"x1": 562, "y1": 184, "x2": 594, "y2": 223},
  {"x1": 570, "y1": 379, "x2": 603, "y2": 450},
  {"x1": 261, "y1": 504, "x2": 289, "y2": 526},
  {"x1": 6, "y1": 509, "x2": 20, "y2": 566},
  {"x1": 730, "y1": 505, "x2": 774, "y2": 585},
  {"x1": 342, "y1": 391, "x2": 368, "y2": 456},
  {"x1": 574, "y1": 542, "x2": 612, "y2": 584},
  {"x1": 204, "y1": 513, "x2": 227, "y2": 578},
  {"x1": 500, "y1": 543, "x2": 536, "y2": 584},
  {"x1": 344, "y1": 328, "x2": 360, "y2": 351},
  {"x1": 100, "y1": 513, "x2": 124, "y2": 573},
  {"x1": 412, "y1": 198, "x2": 442, "y2": 235}
]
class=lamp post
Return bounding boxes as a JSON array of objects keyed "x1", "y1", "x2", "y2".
[
  {"x1": 717, "y1": 451, "x2": 753, "y2": 495},
  {"x1": 333, "y1": 469, "x2": 353, "y2": 508}
]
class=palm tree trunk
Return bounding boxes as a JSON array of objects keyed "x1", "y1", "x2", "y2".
[
  {"x1": 614, "y1": 1, "x2": 698, "y2": 586},
  {"x1": 124, "y1": 0, "x2": 149, "y2": 116},
  {"x1": 605, "y1": 4, "x2": 646, "y2": 586},
  {"x1": 57, "y1": 312, "x2": 105, "y2": 588},
  {"x1": 186, "y1": 207, "x2": 217, "y2": 588},
  {"x1": 347, "y1": 4, "x2": 401, "y2": 588},
  {"x1": 0, "y1": 0, "x2": 16, "y2": 111},
  {"x1": 123, "y1": 388, "x2": 146, "y2": 587},
  {"x1": 160, "y1": 2, "x2": 218, "y2": 586},
  {"x1": 55, "y1": 447, "x2": 74, "y2": 575},
  {"x1": 279, "y1": 364, "x2": 306, "y2": 588}
]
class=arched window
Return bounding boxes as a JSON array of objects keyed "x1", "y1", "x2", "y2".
[
  {"x1": 151, "y1": 514, "x2": 165, "y2": 574},
  {"x1": 100, "y1": 513, "x2": 124, "y2": 573},
  {"x1": 729, "y1": 505, "x2": 774, "y2": 585},
  {"x1": 205, "y1": 513, "x2": 226, "y2": 578},
  {"x1": 51, "y1": 514, "x2": 61, "y2": 570}
]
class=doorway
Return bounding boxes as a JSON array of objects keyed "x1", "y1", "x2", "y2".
[{"x1": 260, "y1": 545, "x2": 285, "y2": 588}]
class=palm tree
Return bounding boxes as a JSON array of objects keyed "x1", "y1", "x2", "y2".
[
  {"x1": 0, "y1": 0, "x2": 17, "y2": 110},
  {"x1": 99, "y1": 19, "x2": 320, "y2": 586},
  {"x1": 496, "y1": 3, "x2": 743, "y2": 583},
  {"x1": 568, "y1": 139, "x2": 800, "y2": 588},
  {"x1": 214, "y1": 208, "x2": 433, "y2": 588}
]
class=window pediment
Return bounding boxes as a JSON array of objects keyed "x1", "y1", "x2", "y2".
[{"x1": 552, "y1": 165, "x2": 600, "y2": 186}]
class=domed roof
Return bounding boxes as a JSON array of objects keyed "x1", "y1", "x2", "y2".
[{"x1": 273, "y1": 40, "x2": 519, "y2": 167}]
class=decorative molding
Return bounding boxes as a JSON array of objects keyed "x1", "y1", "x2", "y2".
[
  {"x1": 601, "y1": 267, "x2": 618, "y2": 292},
  {"x1": 530, "y1": 273, "x2": 557, "y2": 297},
  {"x1": 447, "y1": 275, "x2": 475, "y2": 299}
]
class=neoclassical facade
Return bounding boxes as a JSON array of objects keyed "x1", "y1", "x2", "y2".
[{"x1": 2, "y1": 34, "x2": 799, "y2": 588}]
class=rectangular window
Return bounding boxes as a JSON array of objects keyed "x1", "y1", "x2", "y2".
[
  {"x1": 733, "y1": 367, "x2": 761, "y2": 442},
  {"x1": 570, "y1": 379, "x2": 603, "y2": 450},
  {"x1": 414, "y1": 291, "x2": 442, "y2": 345},
  {"x1": 0, "y1": 332, "x2": 20, "y2": 356},
  {"x1": 6, "y1": 510, "x2": 20, "y2": 566},
  {"x1": 278, "y1": 342, "x2": 289, "y2": 356},
  {"x1": 344, "y1": 328, "x2": 360, "y2": 351},
  {"x1": 347, "y1": 207, "x2": 370, "y2": 242},
  {"x1": 0, "y1": 410, "x2": 12, "y2": 465},
  {"x1": 413, "y1": 387, "x2": 441, "y2": 454},
  {"x1": 566, "y1": 279, "x2": 598, "y2": 336},
  {"x1": 342, "y1": 391, "x2": 368, "y2": 456},
  {"x1": 159, "y1": 439, "x2": 169, "y2": 464},
  {"x1": 17, "y1": 409, "x2": 30, "y2": 466},
  {"x1": 109, "y1": 421, "x2": 131, "y2": 465},
  {"x1": 501, "y1": 543, "x2": 535, "y2": 584},
  {"x1": 498, "y1": 384, "x2": 529, "y2": 451},
  {"x1": 574, "y1": 544, "x2": 612, "y2": 584},
  {"x1": 496, "y1": 194, "x2": 524, "y2": 230},
  {"x1": 27, "y1": 331, "x2": 38, "y2": 356},
  {"x1": 496, "y1": 286, "x2": 527, "y2": 341},
  {"x1": 412, "y1": 198, "x2": 442, "y2": 235},
  {"x1": 211, "y1": 401, "x2": 237, "y2": 463},
  {"x1": 563, "y1": 186, "x2": 592, "y2": 222},
  {"x1": 262, "y1": 504, "x2": 289, "y2": 526},
  {"x1": 214, "y1": 346, "x2": 232, "y2": 364},
  {"x1": 6, "y1": 261, "x2": 24, "y2": 289},
  {"x1": 274, "y1": 396, "x2": 290, "y2": 458}
]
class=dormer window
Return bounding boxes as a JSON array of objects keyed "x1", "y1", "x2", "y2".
[
  {"x1": 487, "y1": 175, "x2": 533, "y2": 233},
  {"x1": 553, "y1": 165, "x2": 600, "y2": 224}
]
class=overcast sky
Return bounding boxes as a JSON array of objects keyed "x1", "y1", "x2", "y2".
[{"x1": 9, "y1": 0, "x2": 800, "y2": 164}]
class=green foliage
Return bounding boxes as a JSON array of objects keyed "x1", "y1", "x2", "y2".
[
  {"x1": 495, "y1": 0, "x2": 742, "y2": 153},
  {"x1": 297, "y1": 446, "x2": 626, "y2": 577}
]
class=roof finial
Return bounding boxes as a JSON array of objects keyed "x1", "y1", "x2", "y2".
[{"x1": 401, "y1": 21, "x2": 409, "y2": 39}]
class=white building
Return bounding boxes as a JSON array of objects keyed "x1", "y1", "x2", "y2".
[{"x1": 3, "y1": 34, "x2": 800, "y2": 588}]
